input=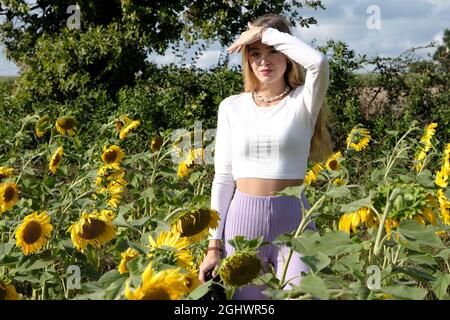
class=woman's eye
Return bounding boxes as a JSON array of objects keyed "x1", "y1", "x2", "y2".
[{"x1": 271, "y1": 50, "x2": 279, "y2": 54}]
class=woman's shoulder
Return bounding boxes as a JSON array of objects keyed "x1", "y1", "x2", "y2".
[{"x1": 219, "y1": 92, "x2": 249, "y2": 110}]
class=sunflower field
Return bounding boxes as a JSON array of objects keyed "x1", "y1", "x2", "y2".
[
  {"x1": 0, "y1": 111, "x2": 449, "y2": 300},
  {"x1": 1, "y1": 0, "x2": 450, "y2": 301}
]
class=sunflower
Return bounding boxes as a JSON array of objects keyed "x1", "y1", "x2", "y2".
[
  {"x1": 150, "y1": 135, "x2": 164, "y2": 153},
  {"x1": 68, "y1": 210, "x2": 117, "y2": 252},
  {"x1": 49, "y1": 146, "x2": 64, "y2": 174},
  {"x1": 304, "y1": 163, "x2": 324, "y2": 185},
  {"x1": 15, "y1": 211, "x2": 53, "y2": 255},
  {"x1": 125, "y1": 263, "x2": 188, "y2": 300},
  {"x1": 98, "y1": 181, "x2": 124, "y2": 208},
  {"x1": 0, "y1": 182, "x2": 19, "y2": 213},
  {"x1": 385, "y1": 218, "x2": 399, "y2": 240},
  {"x1": 0, "y1": 167, "x2": 14, "y2": 180},
  {"x1": 177, "y1": 161, "x2": 189, "y2": 178},
  {"x1": 118, "y1": 116, "x2": 140, "y2": 140},
  {"x1": 332, "y1": 178, "x2": 346, "y2": 185},
  {"x1": 118, "y1": 248, "x2": 140, "y2": 274},
  {"x1": 437, "y1": 189, "x2": 450, "y2": 225},
  {"x1": 0, "y1": 281, "x2": 20, "y2": 300},
  {"x1": 219, "y1": 251, "x2": 262, "y2": 287},
  {"x1": 101, "y1": 145, "x2": 125, "y2": 166},
  {"x1": 172, "y1": 208, "x2": 220, "y2": 243},
  {"x1": 435, "y1": 166, "x2": 448, "y2": 188},
  {"x1": 35, "y1": 116, "x2": 50, "y2": 138},
  {"x1": 148, "y1": 230, "x2": 194, "y2": 269},
  {"x1": 338, "y1": 207, "x2": 377, "y2": 234},
  {"x1": 184, "y1": 148, "x2": 205, "y2": 167},
  {"x1": 346, "y1": 127, "x2": 371, "y2": 152},
  {"x1": 419, "y1": 123, "x2": 437, "y2": 146},
  {"x1": 324, "y1": 151, "x2": 342, "y2": 171},
  {"x1": 97, "y1": 163, "x2": 121, "y2": 177},
  {"x1": 55, "y1": 117, "x2": 76, "y2": 136},
  {"x1": 413, "y1": 123, "x2": 438, "y2": 172},
  {"x1": 182, "y1": 267, "x2": 202, "y2": 294}
]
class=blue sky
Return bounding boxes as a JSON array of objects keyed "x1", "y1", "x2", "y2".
[{"x1": 0, "y1": 0, "x2": 449, "y2": 76}]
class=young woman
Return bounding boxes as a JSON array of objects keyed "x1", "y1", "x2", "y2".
[{"x1": 198, "y1": 13, "x2": 333, "y2": 300}]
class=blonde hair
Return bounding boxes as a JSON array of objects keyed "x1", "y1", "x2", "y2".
[{"x1": 242, "y1": 14, "x2": 333, "y2": 163}]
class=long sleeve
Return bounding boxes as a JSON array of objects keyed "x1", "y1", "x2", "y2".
[
  {"x1": 261, "y1": 27, "x2": 330, "y2": 125},
  {"x1": 208, "y1": 99, "x2": 235, "y2": 240}
]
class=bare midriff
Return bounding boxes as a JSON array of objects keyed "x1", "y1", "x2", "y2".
[{"x1": 236, "y1": 178, "x2": 304, "y2": 196}]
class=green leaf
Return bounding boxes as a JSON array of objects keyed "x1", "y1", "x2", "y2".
[
  {"x1": 340, "y1": 194, "x2": 373, "y2": 213},
  {"x1": 187, "y1": 281, "x2": 213, "y2": 300},
  {"x1": 398, "y1": 220, "x2": 444, "y2": 248},
  {"x1": 324, "y1": 185, "x2": 351, "y2": 198},
  {"x1": 381, "y1": 285, "x2": 428, "y2": 300},
  {"x1": 188, "y1": 171, "x2": 201, "y2": 184},
  {"x1": 297, "y1": 274, "x2": 330, "y2": 300},
  {"x1": 431, "y1": 272, "x2": 450, "y2": 300},
  {"x1": 307, "y1": 231, "x2": 359, "y2": 256},
  {"x1": 98, "y1": 270, "x2": 123, "y2": 287},
  {"x1": 434, "y1": 248, "x2": 450, "y2": 260},
  {"x1": 301, "y1": 252, "x2": 331, "y2": 273},
  {"x1": 0, "y1": 239, "x2": 15, "y2": 260},
  {"x1": 408, "y1": 254, "x2": 436, "y2": 266}
]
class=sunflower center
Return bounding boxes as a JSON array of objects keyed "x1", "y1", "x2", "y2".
[
  {"x1": 328, "y1": 160, "x2": 338, "y2": 170},
  {"x1": 0, "y1": 173, "x2": 6, "y2": 180},
  {"x1": 52, "y1": 153, "x2": 61, "y2": 166},
  {"x1": 180, "y1": 210, "x2": 211, "y2": 237},
  {"x1": 58, "y1": 118, "x2": 75, "y2": 130},
  {"x1": 104, "y1": 150, "x2": 117, "y2": 163},
  {"x1": 4, "y1": 186, "x2": 16, "y2": 202},
  {"x1": 22, "y1": 221, "x2": 42, "y2": 244},
  {"x1": 79, "y1": 219, "x2": 106, "y2": 239},
  {"x1": 142, "y1": 287, "x2": 172, "y2": 300}
]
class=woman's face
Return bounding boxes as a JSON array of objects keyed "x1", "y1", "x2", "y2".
[{"x1": 247, "y1": 41, "x2": 288, "y2": 88}]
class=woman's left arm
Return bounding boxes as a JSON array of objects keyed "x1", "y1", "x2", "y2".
[{"x1": 261, "y1": 28, "x2": 330, "y2": 124}]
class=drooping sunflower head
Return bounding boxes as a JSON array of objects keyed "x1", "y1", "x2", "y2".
[
  {"x1": 346, "y1": 127, "x2": 371, "y2": 152},
  {"x1": 68, "y1": 210, "x2": 117, "y2": 252},
  {"x1": 49, "y1": 146, "x2": 64, "y2": 174},
  {"x1": 148, "y1": 230, "x2": 194, "y2": 269},
  {"x1": 118, "y1": 248, "x2": 140, "y2": 274},
  {"x1": 15, "y1": 211, "x2": 53, "y2": 255},
  {"x1": 0, "y1": 182, "x2": 20, "y2": 213},
  {"x1": 219, "y1": 251, "x2": 262, "y2": 287},
  {"x1": 177, "y1": 162, "x2": 189, "y2": 178},
  {"x1": 125, "y1": 263, "x2": 188, "y2": 300},
  {"x1": 55, "y1": 117, "x2": 76, "y2": 136},
  {"x1": 119, "y1": 117, "x2": 140, "y2": 140},
  {"x1": 0, "y1": 281, "x2": 20, "y2": 300},
  {"x1": 150, "y1": 135, "x2": 164, "y2": 153},
  {"x1": 35, "y1": 116, "x2": 50, "y2": 138},
  {"x1": 172, "y1": 208, "x2": 220, "y2": 243},
  {"x1": 304, "y1": 163, "x2": 324, "y2": 185},
  {"x1": 101, "y1": 145, "x2": 125, "y2": 166},
  {"x1": 0, "y1": 167, "x2": 14, "y2": 180}
]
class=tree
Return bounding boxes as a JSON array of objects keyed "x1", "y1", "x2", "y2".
[{"x1": 0, "y1": 0, "x2": 325, "y2": 105}]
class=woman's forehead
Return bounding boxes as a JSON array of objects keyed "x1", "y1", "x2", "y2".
[{"x1": 247, "y1": 42, "x2": 274, "y2": 51}]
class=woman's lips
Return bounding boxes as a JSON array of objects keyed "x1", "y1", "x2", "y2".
[{"x1": 260, "y1": 69, "x2": 272, "y2": 76}]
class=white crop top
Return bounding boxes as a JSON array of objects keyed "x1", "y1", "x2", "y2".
[{"x1": 208, "y1": 27, "x2": 329, "y2": 240}]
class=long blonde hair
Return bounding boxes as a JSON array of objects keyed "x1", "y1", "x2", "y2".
[{"x1": 242, "y1": 14, "x2": 333, "y2": 163}]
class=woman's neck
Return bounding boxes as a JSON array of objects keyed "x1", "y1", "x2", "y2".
[{"x1": 257, "y1": 81, "x2": 287, "y2": 98}]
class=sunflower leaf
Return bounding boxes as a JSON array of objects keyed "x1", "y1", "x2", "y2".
[
  {"x1": 297, "y1": 274, "x2": 330, "y2": 300},
  {"x1": 381, "y1": 285, "x2": 428, "y2": 300}
]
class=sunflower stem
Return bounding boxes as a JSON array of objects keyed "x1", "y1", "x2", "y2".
[
  {"x1": 373, "y1": 188, "x2": 401, "y2": 257},
  {"x1": 280, "y1": 193, "x2": 326, "y2": 287}
]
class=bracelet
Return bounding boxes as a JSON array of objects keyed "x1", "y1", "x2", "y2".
[{"x1": 205, "y1": 246, "x2": 222, "y2": 253}]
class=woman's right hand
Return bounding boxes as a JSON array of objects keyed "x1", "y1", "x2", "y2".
[{"x1": 198, "y1": 250, "x2": 221, "y2": 283}]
